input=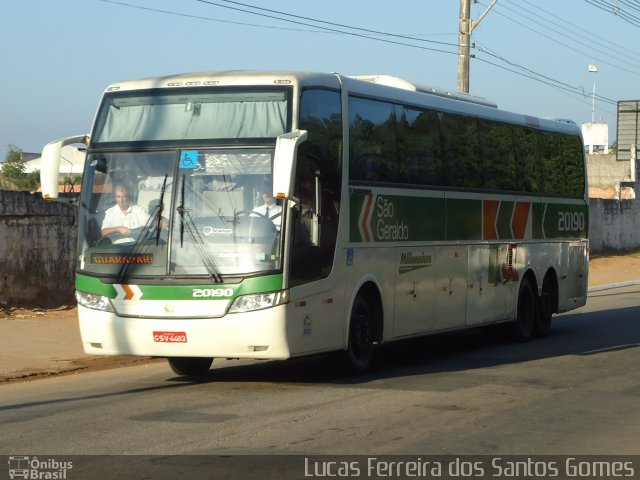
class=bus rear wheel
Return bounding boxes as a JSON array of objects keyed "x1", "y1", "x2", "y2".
[
  {"x1": 511, "y1": 277, "x2": 536, "y2": 342},
  {"x1": 345, "y1": 296, "x2": 374, "y2": 374},
  {"x1": 534, "y1": 290, "x2": 553, "y2": 337},
  {"x1": 168, "y1": 357, "x2": 213, "y2": 376},
  {"x1": 534, "y1": 276, "x2": 556, "y2": 337}
]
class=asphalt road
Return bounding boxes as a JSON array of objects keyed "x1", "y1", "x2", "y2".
[{"x1": 1, "y1": 286, "x2": 639, "y2": 460}]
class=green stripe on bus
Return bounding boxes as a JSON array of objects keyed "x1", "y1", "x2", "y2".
[
  {"x1": 349, "y1": 190, "x2": 587, "y2": 242},
  {"x1": 532, "y1": 202, "x2": 545, "y2": 239},
  {"x1": 75, "y1": 273, "x2": 284, "y2": 300},
  {"x1": 446, "y1": 198, "x2": 482, "y2": 240},
  {"x1": 543, "y1": 203, "x2": 589, "y2": 239}
]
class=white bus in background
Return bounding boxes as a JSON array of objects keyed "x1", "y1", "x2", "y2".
[{"x1": 40, "y1": 71, "x2": 588, "y2": 376}]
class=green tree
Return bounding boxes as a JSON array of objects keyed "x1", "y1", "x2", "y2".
[{"x1": 0, "y1": 145, "x2": 40, "y2": 191}]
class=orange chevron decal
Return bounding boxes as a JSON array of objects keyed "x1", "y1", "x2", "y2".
[
  {"x1": 512, "y1": 202, "x2": 531, "y2": 239},
  {"x1": 114, "y1": 284, "x2": 143, "y2": 301},
  {"x1": 122, "y1": 284, "x2": 135, "y2": 300},
  {"x1": 359, "y1": 194, "x2": 374, "y2": 242}
]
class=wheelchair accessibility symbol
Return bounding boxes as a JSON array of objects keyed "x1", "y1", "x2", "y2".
[{"x1": 179, "y1": 150, "x2": 199, "y2": 169}]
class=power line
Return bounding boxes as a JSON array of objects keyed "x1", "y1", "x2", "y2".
[
  {"x1": 479, "y1": 0, "x2": 640, "y2": 78},
  {"x1": 201, "y1": 0, "x2": 621, "y2": 103},
  {"x1": 475, "y1": 44, "x2": 581, "y2": 93},
  {"x1": 100, "y1": 0, "x2": 460, "y2": 57},
  {"x1": 509, "y1": 0, "x2": 640, "y2": 65},
  {"x1": 99, "y1": 0, "x2": 620, "y2": 114},
  {"x1": 100, "y1": 0, "x2": 456, "y2": 39},
  {"x1": 193, "y1": 0, "x2": 461, "y2": 55},
  {"x1": 618, "y1": 0, "x2": 640, "y2": 15},
  {"x1": 99, "y1": 0, "x2": 335, "y2": 33},
  {"x1": 469, "y1": 1, "x2": 621, "y2": 112},
  {"x1": 474, "y1": 44, "x2": 617, "y2": 113},
  {"x1": 585, "y1": 0, "x2": 640, "y2": 27},
  {"x1": 209, "y1": 0, "x2": 459, "y2": 48}
]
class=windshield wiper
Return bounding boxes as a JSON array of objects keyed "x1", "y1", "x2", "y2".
[
  {"x1": 177, "y1": 173, "x2": 223, "y2": 284},
  {"x1": 153, "y1": 174, "x2": 168, "y2": 246},
  {"x1": 178, "y1": 175, "x2": 185, "y2": 248}
]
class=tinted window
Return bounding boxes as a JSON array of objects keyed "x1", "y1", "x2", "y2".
[
  {"x1": 478, "y1": 120, "x2": 516, "y2": 191},
  {"x1": 347, "y1": 95, "x2": 584, "y2": 197},
  {"x1": 291, "y1": 89, "x2": 343, "y2": 286},
  {"x1": 398, "y1": 107, "x2": 443, "y2": 185},
  {"x1": 349, "y1": 97, "x2": 397, "y2": 182}
]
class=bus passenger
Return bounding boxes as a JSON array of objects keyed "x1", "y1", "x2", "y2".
[{"x1": 252, "y1": 190, "x2": 282, "y2": 230}]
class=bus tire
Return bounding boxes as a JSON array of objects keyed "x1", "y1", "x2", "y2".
[
  {"x1": 534, "y1": 274, "x2": 556, "y2": 338},
  {"x1": 345, "y1": 296, "x2": 374, "y2": 374},
  {"x1": 534, "y1": 290, "x2": 553, "y2": 337},
  {"x1": 168, "y1": 357, "x2": 213, "y2": 376},
  {"x1": 511, "y1": 277, "x2": 536, "y2": 342}
]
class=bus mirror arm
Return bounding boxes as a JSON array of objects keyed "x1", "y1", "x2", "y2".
[
  {"x1": 40, "y1": 134, "x2": 89, "y2": 200},
  {"x1": 272, "y1": 130, "x2": 308, "y2": 200}
]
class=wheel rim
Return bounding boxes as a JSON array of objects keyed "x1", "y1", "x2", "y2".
[
  {"x1": 349, "y1": 300, "x2": 373, "y2": 370},
  {"x1": 352, "y1": 311, "x2": 371, "y2": 359}
]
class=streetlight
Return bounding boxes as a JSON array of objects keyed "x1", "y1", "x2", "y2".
[{"x1": 588, "y1": 64, "x2": 598, "y2": 123}]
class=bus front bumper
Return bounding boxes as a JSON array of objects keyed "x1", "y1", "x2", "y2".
[{"x1": 77, "y1": 304, "x2": 291, "y2": 359}]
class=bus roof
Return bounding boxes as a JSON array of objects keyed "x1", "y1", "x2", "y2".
[
  {"x1": 350, "y1": 74, "x2": 498, "y2": 108},
  {"x1": 101, "y1": 70, "x2": 581, "y2": 136},
  {"x1": 102, "y1": 70, "x2": 341, "y2": 92}
]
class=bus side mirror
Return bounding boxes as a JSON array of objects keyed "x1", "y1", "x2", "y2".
[
  {"x1": 40, "y1": 134, "x2": 89, "y2": 200},
  {"x1": 272, "y1": 130, "x2": 307, "y2": 200}
]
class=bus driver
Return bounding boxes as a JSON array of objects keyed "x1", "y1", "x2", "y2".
[{"x1": 101, "y1": 182, "x2": 150, "y2": 244}]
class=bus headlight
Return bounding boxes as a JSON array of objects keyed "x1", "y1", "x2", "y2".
[
  {"x1": 228, "y1": 290, "x2": 289, "y2": 314},
  {"x1": 75, "y1": 290, "x2": 114, "y2": 312}
]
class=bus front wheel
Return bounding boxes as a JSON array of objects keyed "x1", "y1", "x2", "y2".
[
  {"x1": 345, "y1": 296, "x2": 374, "y2": 374},
  {"x1": 168, "y1": 357, "x2": 213, "y2": 376}
]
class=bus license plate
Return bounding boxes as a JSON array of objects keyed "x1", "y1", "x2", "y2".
[{"x1": 153, "y1": 331, "x2": 187, "y2": 343}]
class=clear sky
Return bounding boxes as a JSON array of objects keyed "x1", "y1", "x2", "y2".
[{"x1": 2, "y1": 0, "x2": 638, "y2": 155}]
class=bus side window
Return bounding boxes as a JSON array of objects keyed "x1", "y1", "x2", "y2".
[{"x1": 290, "y1": 88, "x2": 342, "y2": 287}]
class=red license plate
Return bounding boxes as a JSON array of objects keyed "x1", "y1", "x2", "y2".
[{"x1": 153, "y1": 331, "x2": 187, "y2": 343}]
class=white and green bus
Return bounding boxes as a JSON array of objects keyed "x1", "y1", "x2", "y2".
[{"x1": 40, "y1": 71, "x2": 588, "y2": 376}]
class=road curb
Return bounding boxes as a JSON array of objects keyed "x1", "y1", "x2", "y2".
[{"x1": 588, "y1": 280, "x2": 640, "y2": 293}]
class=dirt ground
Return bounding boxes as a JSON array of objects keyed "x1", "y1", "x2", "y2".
[
  {"x1": 587, "y1": 253, "x2": 640, "y2": 286},
  {"x1": 0, "y1": 305, "x2": 163, "y2": 383},
  {"x1": 1, "y1": 254, "x2": 639, "y2": 383}
]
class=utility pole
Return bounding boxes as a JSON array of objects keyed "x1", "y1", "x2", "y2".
[
  {"x1": 457, "y1": 0, "x2": 498, "y2": 93},
  {"x1": 457, "y1": 0, "x2": 472, "y2": 94}
]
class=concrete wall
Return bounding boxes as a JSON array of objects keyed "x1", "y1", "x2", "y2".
[
  {"x1": 587, "y1": 153, "x2": 635, "y2": 199},
  {"x1": 586, "y1": 153, "x2": 640, "y2": 252},
  {"x1": 587, "y1": 154, "x2": 630, "y2": 187},
  {"x1": 0, "y1": 191, "x2": 77, "y2": 307},
  {"x1": 589, "y1": 198, "x2": 640, "y2": 253}
]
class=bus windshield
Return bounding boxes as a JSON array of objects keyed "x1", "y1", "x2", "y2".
[
  {"x1": 79, "y1": 148, "x2": 284, "y2": 279},
  {"x1": 92, "y1": 87, "x2": 289, "y2": 144}
]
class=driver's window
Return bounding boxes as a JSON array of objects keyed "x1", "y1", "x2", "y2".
[{"x1": 290, "y1": 88, "x2": 342, "y2": 286}]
